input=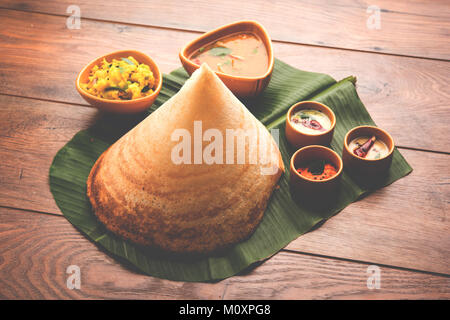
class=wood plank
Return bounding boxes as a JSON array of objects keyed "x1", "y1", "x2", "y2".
[
  {"x1": 0, "y1": 9, "x2": 448, "y2": 152},
  {"x1": 1, "y1": 207, "x2": 448, "y2": 299},
  {"x1": 0, "y1": 95, "x2": 449, "y2": 275},
  {"x1": 224, "y1": 251, "x2": 450, "y2": 299},
  {"x1": 0, "y1": 207, "x2": 225, "y2": 299},
  {"x1": 0, "y1": 96, "x2": 98, "y2": 215},
  {"x1": 2, "y1": 0, "x2": 449, "y2": 60}
]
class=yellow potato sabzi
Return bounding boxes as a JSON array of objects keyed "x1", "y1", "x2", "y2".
[{"x1": 81, "y1": 56, "x2": 155, "y2": 100}]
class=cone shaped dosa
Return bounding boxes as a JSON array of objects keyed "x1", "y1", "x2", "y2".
[{"x1": 87, "y1": 64, "x2": 284, "y2": 254}]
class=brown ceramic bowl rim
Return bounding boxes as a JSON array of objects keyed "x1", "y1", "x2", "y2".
[
  {"x1": 76, "y1": 49, "x2": 163, "y2": 106},
  {"x1": 286, "y1": 101, "x2": 336, "y2": 137},
  {"x1": 179, "y1": 20, "x2": 274, "y2": 81},
  {"x1": 344, "y1": 125, "x2": 395, "y2": 162},
  {"x1": 290, "y1": 145, "x2": 343, "y2": 183}
]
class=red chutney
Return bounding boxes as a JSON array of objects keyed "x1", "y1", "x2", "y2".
[{"x1": 297, "y1": 163, "x2": 337, "y2": 181}]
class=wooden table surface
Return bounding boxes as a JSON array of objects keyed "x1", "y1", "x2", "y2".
[{"x1": 0, "y1": 0, "x2": 449, "y2": 299}]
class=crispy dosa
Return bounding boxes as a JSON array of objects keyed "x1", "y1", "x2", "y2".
[{"x1": 87, "y1": 64, "x2": 284, "y2": 254}]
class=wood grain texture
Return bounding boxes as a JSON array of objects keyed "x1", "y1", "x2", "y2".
[
  {"x1": 0, "y1": 207, "x2": 225, "y2": 299},
  {"x1": 1, "y1": 0, "x2": 449, "y2": 60},
  {"x1": 0, "y1": 207, "x2": 448, "y2": 300},
  {"x1": 224, "y1": 250, "x2": 450, "y2": 299},
  {"x1": 0, "y1": 95, "x2": 448, "y2": 275},
  {"x1": 0, "y1": 9, "x2": 448, "y2": 152},
  {"x1": 0, "y1": 95, "x2": 98, "y2": 215}
]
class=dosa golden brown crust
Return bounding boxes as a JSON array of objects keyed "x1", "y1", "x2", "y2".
[{"x1": 87, "y1": 64, "x2": 284, "y2": 254}]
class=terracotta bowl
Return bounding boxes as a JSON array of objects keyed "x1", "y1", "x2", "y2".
[
  {"x1": 76, "y1": 50, "x2": 162, "y2": 113},
  {"x1": 290, "y1": 145, "x2": 343, "y2": 196},
  {"x1": 342, "y1": 125, "x2": 395, "y2": 176},
  {"x1": 179, "y1": 20, "x2": 274, "y2": 98},
  {"x1": 285, "y1": 101, "x2": 336, "y2": 149}
]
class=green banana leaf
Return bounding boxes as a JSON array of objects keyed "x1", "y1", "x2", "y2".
[{"x1": 49, "y1": 59, "x2": 412, "y2": 282}]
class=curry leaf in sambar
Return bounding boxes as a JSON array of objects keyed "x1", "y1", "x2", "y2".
[{"x1": 208, "y1": 47, "x2": 232, "y2": 56}]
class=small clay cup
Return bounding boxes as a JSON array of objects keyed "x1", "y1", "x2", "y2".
[
  {"x1": 289, "y1": 145, "x2": 343, "y2": 197},
  {"x1": 285, "y1": 101, "x2": 336, "y2": 149},
  {"x1": 342, "y1": 125, "x2": 395, "y2": 177}
]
